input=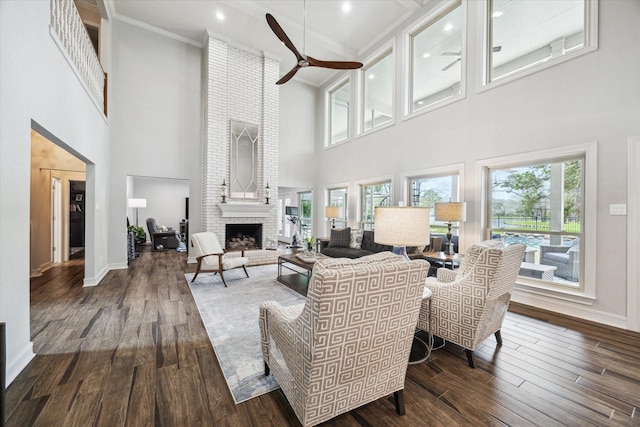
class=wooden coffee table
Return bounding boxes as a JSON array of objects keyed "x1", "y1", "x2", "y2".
[{"x1": 277, "y1": 253, "x2": 324, "y2": 296}]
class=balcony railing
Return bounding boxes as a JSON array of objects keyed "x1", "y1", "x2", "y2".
[{"x1": 50, "y1": 0, "x2": 106, "y2": 115}]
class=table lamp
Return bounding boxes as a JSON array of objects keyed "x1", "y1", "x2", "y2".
[
  {"x1": 128, "y1": 198, "x2": 147, "y2": 226},
  {"x1": 434, "y1": 202, "x2": 466, "y2": 255},
  {"x1": 325, "y1": 206, "x2": 343, "y2": 229},
  {"x1": 374, "y1": 206, "x2": 430, "y2": 260}
]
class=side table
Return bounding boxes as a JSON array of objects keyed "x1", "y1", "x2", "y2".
[{"x1": 409, "y1": 287, "x2": 432, "y2": 364}]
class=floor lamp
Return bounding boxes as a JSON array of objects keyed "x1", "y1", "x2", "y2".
[
  {"x1": 434, "y1": 202, "x2": 466, "y2": 255},
  {"x1": 374, "y1": 206, "x2": 430, "y2": 260},
  {"x1": 128, "y1": 198, "x2": 147, "y2": 226}
]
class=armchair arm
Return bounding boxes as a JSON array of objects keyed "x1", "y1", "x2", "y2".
[
  {"x1": 259, "y1": 301, "x2": 307, "y2": 381},
  {"x1": 540, "y1": 244, "x2": 569, "y2": 257}
]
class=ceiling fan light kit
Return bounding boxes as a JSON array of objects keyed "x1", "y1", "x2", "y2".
[{"x1": 265, "y1": 12, "x2": 363, "y2": 85}]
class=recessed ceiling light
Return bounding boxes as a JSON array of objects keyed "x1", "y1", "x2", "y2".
[
  {"x1": 492, "y1": 11, "x2": 504, "y2": 18},
  {"x1": 417, "y1": 101, "x2": 424, "y2": 105},
  {"x1": 342, "y1": 2, "x2": 352, "y2": 13},
  {"x1": 422, "y1": 52, "x2": 431, "y2": 59},
  {"x1": 444, "y1": 23, "x2": 453, "y2": 32},
  {"x1": 216, "y1": 11, "x2": 225, "y2": 21},
  {"x1": 368, "y1": 73, "x2": 375, "y2": 79}
]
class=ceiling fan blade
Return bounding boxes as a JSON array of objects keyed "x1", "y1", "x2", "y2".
[
  {"x1": 307, "y1": 56, "x2": 363, "y2": 70},
  {"x1": 266, "y1": 13, "x2": 304, "y2": 62},
  {"x1": 276, "y1": 65, "x2": 302, "y2": 85},
  {"x1": 441, "y1": 51, "x2": 461, "y2": 56},
  {"x1": 442, "y1": 58, "x2": 460, "y2": 71}
]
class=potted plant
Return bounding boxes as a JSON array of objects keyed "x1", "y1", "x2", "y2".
[
  {"x1": 304, "y1": 235, "x2": 315, "y2": 252},
  {"x1": 128, "y1": 225, "x2": 146, "y2": 243}
]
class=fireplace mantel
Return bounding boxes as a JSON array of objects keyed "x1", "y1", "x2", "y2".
[{"x1": 217, "y1": 203, "x2": 275, "y2": 218}]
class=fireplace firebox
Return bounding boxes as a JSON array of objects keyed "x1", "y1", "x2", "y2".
[{"x1": 225, "y1": 224, "x2": 262, "y2": 250}]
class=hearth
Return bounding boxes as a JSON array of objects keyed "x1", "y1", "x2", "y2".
[{"x1": 226, "y1": 223, "x2": 262, "y2": 250}]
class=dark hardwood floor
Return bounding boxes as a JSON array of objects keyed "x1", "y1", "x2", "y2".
[{"x1": 6, "y1": 248, "x2": 640, "y2": 426}]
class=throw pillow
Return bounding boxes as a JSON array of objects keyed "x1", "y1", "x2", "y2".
[
  {"x1": 328, "y1": 227, "x2": 351, "y2": 248},
  {"x1": 349, "y1": 229, "x2": 364, "y2": 249}
]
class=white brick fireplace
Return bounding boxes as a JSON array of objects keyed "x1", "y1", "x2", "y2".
[{"x1": 201, "y1": 33, "x2": 279, "y2": 249}]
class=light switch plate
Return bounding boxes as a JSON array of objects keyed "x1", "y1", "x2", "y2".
[{"x1": 609, "y1": 204, "x2": 627, "y2": 215}]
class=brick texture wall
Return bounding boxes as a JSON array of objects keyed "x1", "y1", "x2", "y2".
[{"x1": 202, "y1": 36, "x2": 279, "y2": 248}]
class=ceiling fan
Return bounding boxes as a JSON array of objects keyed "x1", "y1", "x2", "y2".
[
  {"x1": 441, "y1": 46, "x2": 502, "y2": 71},
  {"x1": 265, "y1": 9, "x2": 363, "y2": 85}
]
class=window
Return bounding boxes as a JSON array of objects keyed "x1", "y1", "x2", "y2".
[
  {"x1": 487, "y1": 157, "x2": 585, "y2": 288},
  {"x1": 362, "y1": 50, "x2": 394, "y2": 132},
  {"x1": 328, "y1": 80, "x2": 350, "y2": 145},
  {"x1": 328, "y1": 187, "x2": 348, "y2": 229},
  {"x1": 278, "y1": 195, "x2": 292, "y2": 238},
  {"x1": 409, "y1": 1, "x2": 463, "y2": 114},
  {"x1": 361, "y1": 181, "x2": 392, "y2": 231},
  {"x1": 299, "y1": 192, "x2": 312, "y2": 240},
  {"x1": 409, "y1": 173, "x2": 460, "y2": 235},
  {"x1": 486, "y1": 0, "x2": 596, "y2": 84}
]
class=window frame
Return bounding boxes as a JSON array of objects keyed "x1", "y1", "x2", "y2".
[
  {"x1": 327, "y1": 186, "x2": 349, "y2": 230},
  {"x1": 358, "y1": 179, "x2": 393, "y2": 231},
  {"x1": 325, "y1": 76, "x2": 352, "y2": 147},
  {"x1": 476, "y1": 142, "x2": 597, "y2": 302},
  {"x1": 358, "y1": 42, "x2": 396, "y2": 136},
  {"x1": 403, "y1": 0, "x2": 466, "y2": 120},
  {"x1": 403, "y1": 164, "x2": 464, "y2": 238},
  {"x1": 298, "y1": 191, "x2": 313, "y2": 240},
  {"x1": 479, "y1": 0, "x2": 598, "y2": 92}
]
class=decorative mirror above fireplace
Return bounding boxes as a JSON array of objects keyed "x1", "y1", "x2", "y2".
[{"x1": 230, "y1": 120, "x2": 259, "y2": 199}]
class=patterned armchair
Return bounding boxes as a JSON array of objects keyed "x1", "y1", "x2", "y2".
[
  {"x1": 540, "y1": 238, "x2": 580, "y2": 282},
  {"x1": 417, "y1": 241, "x2": 526, "y2": 368},
  {"x1": 259, "y1": 252, "x2": 430, "y2": 426}
]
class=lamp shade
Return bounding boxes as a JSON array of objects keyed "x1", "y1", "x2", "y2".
[
  {"x1": 325, "y1": 206, "x2": 343, "y2": 218},
  {"x1": 374, "y1": 207, "x2": 430, "y2": 247},
  {"x1": 128, "y1": 198, "x2": 147, "y2": 208},
  {"x1": 434, "y1": 202, "x2": 466, "y2": 222}
]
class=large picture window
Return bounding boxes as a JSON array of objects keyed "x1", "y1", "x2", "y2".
[
  {"x1": 409, "y1": 173, "x2": 460, "y2": 235},
  {"x1": 328, "y1": 80, "x2": 350, "y2": 145},
  {"x1": 409, "y1": 2, "x2": 463, "y2": 114},
  {"x1": 486, "y1": 0, "x2": 595, "y2": 84},
  {"x1": 328, "y1": 187, "x2": 348, "y2": 229},
  {"x1": 487, "y1": 158, "x2": 584, "y2": 287},
  {"x1": 362, "y1": 50, "x2": 394, "y2": 133},
  {"x1": 298, "y1": 192, "x2": 312, "y2": 240},
  {"x1": 361, "y1": 181, "x2": 392, "y2": 231}
]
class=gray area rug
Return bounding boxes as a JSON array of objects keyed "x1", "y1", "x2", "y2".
[{"x1": 185, "y1": 264, "x2": 305, "y2": 404}]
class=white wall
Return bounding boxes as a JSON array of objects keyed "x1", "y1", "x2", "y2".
[
  {"x1": 313, "y1": 0, "x2": 640, "y2": 326},
  {"x1": 278, "y1": 80, "x2": 318, "y2": 188},
  {"x1": 130, "y1": 176, "x2": 189, "y2": 236},
  {"x1": 108, "y1": 20, "x2": 202, "y2": 267},
  {"x1": 0, "y1": 1, "x2": 110, "y2": 383}
]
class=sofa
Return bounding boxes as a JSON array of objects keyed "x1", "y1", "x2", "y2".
[{"x1": 320, "y1": 228, "x2": 417, "y2": 258}]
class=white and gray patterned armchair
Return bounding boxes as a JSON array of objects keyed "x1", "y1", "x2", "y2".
[
  {"x1": 259, "y1": 252, "x2": 430, "y2": 426},
  {"x1": 417, "y1": 241, "x2": 526, "y2": 368}
]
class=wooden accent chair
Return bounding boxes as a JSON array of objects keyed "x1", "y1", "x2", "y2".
[
  {"x1": 259, "y1": 252, "x2": 430, "y2": 426},
  {"x1": 417, "y1": 241, "x2": 526, "y2": 368},
  {"x1": 190, "y1": 232, "x2": 249, "y2": 286}
]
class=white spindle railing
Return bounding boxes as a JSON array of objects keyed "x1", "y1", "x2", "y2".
[{"x1": 50, "y1": 0, "x2": 106, "y2": 114}]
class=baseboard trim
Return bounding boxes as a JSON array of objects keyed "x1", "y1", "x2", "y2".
[
  {"x1": 511, "y1": 291, "x2": 628, "y2": 330},
  {"x1": 6, "y1": 342, "x2": 35, "y2": 386},
  {"x1": 83, "y1": 264, "x2": 110, "y2": 287}
]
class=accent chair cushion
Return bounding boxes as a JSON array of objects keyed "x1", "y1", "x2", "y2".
[{"x1": 328, "y1": 227, "x2": 352, "y2": 248}]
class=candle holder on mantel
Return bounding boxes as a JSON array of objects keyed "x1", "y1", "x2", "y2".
[
  {"x1": 221, "y1": 179, "x2": 228, "y2": 203},
  {"x1": 265, "y1": 182, "x2": 271, "y2": 205}
]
